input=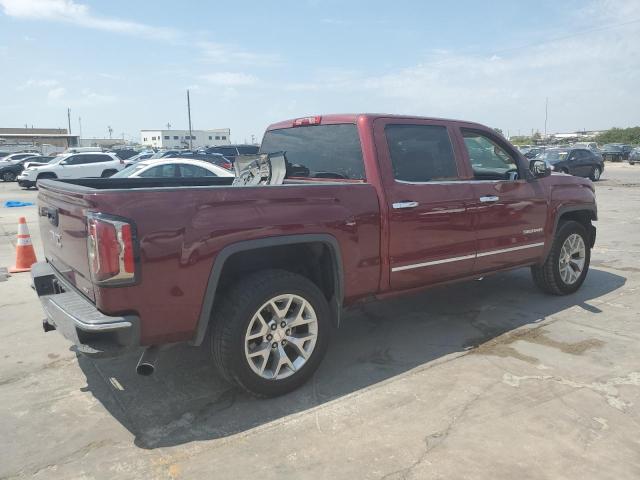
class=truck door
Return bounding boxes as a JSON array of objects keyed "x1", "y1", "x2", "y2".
[
  {"x1": 456, "y1": 127, "x2": 548, "y2": 274},
  {"x1": 373, "y1": 118, "x2": 476, "y2": 291}
]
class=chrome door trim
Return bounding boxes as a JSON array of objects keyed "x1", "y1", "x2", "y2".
[{"x1": 392, "y1": 242, "x2": 544, "y2": 272}]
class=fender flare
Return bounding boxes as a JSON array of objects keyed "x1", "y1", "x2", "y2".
[
  {"x1": 545, "y1": 204, "x2": 598, "y2": 259},
  {"x1": 191, "y1": 233, "x2": 344, "y2": 346}
]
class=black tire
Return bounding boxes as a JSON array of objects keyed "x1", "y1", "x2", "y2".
[
  {"x1": 101, "y1": 169, "x2": 117, "y2": 178},
  {"x1": 531, "y1": 220, "x2": 591, "y2": 295},
  {"x1": 211, "y1": 269, "x2": 331, "y2": 397},
  {"x1": 561, "y1": 168, "x2": 569, "y2": 174},
  {"x1": 2, "y1": 171, "x2": 16, "y2": 182},
  {"x1": 589, "y1": 166, "x2": 601, "y2": 181}
]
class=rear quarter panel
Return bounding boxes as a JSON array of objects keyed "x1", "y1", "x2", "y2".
[{"x1": 90, "y1": 184, "x2": 381, "y2": 344}]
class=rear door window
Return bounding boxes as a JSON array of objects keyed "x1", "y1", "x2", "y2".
[
  {"x1": 261, "y1": 124, "x2": 365, "y2": 179},
  {"x1": 385, "y1": 124, "x2": 458, "y2": 182},
  {"x1": 139, "y1": 164, "x2": 178, "y2": 177},
  {"x1": 179, "y1": 164, "x2": 215, "y2": 177}
]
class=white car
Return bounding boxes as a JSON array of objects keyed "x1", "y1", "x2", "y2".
[
  {"x1": 111, "y1": 158, "x2": 234, "y2": 179},
  {"x1": 1, "y1": 152, "x2": 41, "y2": 163},
  {"x1": 17, "y1": 151, "x2": 124, "y2": 188}
]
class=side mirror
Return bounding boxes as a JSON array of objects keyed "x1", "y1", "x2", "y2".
[
  {"x1": 59, "y1": 160, "x2": 67, "y2": 165},
  {"x1": 529, "y1": 159, "x2": 551, "y2": 178}
]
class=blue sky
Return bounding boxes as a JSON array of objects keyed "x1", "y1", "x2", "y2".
[{"x1": 0, "y1": 0, "x2": 639, "y2": 142}]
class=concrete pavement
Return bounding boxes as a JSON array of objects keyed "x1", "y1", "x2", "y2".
[{"x1": 1, "y1": 164, "x2": 639, "y2": 479}]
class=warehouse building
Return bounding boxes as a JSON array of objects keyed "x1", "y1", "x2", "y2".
[
  {"x1": 0, "y1": 127, "x2": 78, "y2": 152},
  {"x1": 140, "y1": 128, "x2": 231, "y2": 149}
]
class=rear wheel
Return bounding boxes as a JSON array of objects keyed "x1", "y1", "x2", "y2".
[
  {"x1": 531, "y1": 220, "x2": 591, "y2": 295},
  {"x1": 561, "y1": 168, "x2": 569, "y2": 174},
  {"x1": 211, "y1": 269, "x2": 331, "y2": 397},
  {"x1": 590, "y1": 166, "x2": 601, "y2": 181},
  {"x1": 2, "y1": 171, "x2": 16, "y2": 182}
]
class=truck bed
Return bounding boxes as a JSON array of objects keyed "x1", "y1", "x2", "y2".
[{"x1": 36, "y1": 178, "x2": 382, "y2": 345}]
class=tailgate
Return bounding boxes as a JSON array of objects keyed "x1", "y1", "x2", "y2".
[{"x1": 37, "y1": 183, "x2": 95, "y2": 302}]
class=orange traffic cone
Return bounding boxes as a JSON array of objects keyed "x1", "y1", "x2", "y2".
[{"x1": 9, "y1": 217, "x2": 38, "y2": 273}]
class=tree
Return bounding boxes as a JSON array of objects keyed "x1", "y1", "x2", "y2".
[
  {"x1": 595, "y1": 127, "x2": 640, "y2": 145},
  {"x1": 494, "y1": 128, "x2": 504, "y2": 136}
]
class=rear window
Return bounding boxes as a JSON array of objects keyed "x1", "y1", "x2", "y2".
[{"x1": 260, "y1": 124, "x2": 364, "y2": 180}]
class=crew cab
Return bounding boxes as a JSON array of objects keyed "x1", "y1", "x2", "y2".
[
  {"x1": 31, "y1": 114, "x2": 597, "y2": 397},
  {"x1": 17, "y1": 151, "x2": 124, "y2": 188}
]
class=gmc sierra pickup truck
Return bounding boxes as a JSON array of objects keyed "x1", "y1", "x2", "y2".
[{"x1": 31, "y1": 114, "x2": 597, "y2": 397}]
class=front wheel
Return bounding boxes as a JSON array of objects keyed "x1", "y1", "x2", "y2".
[
  {"x1": 211, "y1": 269, "x2": 331, "y2": 397},
  {"x1": 531, "y1": 220, "x2": 591, "y2": 295},
  {"x1": 590, "y1": 166, "x2": 601, "y2": 181}
]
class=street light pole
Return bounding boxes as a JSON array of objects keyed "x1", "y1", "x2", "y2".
[
  {"x1": 544, "y1": 97, "x2": 548, "y2": 140},
  {"x1": 187, "y1": 90, "x2": 193, "y2": 150}
]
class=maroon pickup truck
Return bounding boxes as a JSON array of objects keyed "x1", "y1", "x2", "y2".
[{"x1": 32, "y1": 114, "x2": 597, "y2": 397}]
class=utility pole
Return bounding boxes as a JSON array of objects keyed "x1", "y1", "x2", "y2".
[
  {"x1": 108, "y1": 126, "x2": 113, "y2": 139},
  {"x1": 166, "y1": 122, "x2": 171, "y2": 130},
  {"x1": 186, "y1": 90, "x2": 193, "y2": 150},
  {"x1": 544, "y1": 97, "x2": 548, "y2": 140},
  {"x1": 251, "y1": 134, "x2": 256, "y2": 145},
  {"x1": 78, "y1": 116, "x2": 82, "y2": 140},
  {"x1": 67, "y1": 108, "x2": 72, "y2": 134}
]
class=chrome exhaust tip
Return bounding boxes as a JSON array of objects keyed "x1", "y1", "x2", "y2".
[{"x1": 136, "y1": 346, "x2": 159, "y2": 376}]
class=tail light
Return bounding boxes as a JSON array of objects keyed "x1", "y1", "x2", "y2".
[
  {"x1": 87, "y1": 213, "x2": 138, "y2": 286},
  {"x1": 292, "y1": 116, "x2": 321, "y2": 127}
]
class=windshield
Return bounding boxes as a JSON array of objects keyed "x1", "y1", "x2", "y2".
[
  {"x1": 111, "y1": 163, "x2": 146, "y2": 178},
  {"x1": 539, "y1": 150, "x2": 569, "y2": 163},
  {"x1": 260, "y1": 124, "x2": 365, "y2": 180}
]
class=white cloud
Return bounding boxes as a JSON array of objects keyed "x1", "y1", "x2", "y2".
[
  {"x1": 47, "y1": 86, "x2": 65, "y2": 100},
  {"x1": 0, "y1": 0, "x2": 177, "y2": 40},
  {"x1": 281, "y1": 1, "x2": 640, "y2": 133},
  {"x1": 197, "y1": 41, "x2": 281, "y2": 66},
  {"x1": 19, "y1": 78, "x2": 59, "y2": 90},
  {"x1": 200, "y1": 72, "x2": 258, "y2": 86}
]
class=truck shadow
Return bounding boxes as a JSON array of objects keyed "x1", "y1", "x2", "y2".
[{"x1": 76, "y1": 267, "x2": 625, "y2": 449}]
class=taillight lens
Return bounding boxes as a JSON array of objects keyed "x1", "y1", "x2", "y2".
[{"x1": 87, "y1": 214, "x2": 137, "y2": 285}]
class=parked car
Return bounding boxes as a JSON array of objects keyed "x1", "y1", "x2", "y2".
[
  {"x1": 205, "y1": 144, "x2": 259, "y2": 161},
  {"x1": 24, "y1": 156, "x2": 59, "y2": 169},
  {"x1": 538, "y1": 148, "x2": 604, "y2": 181},
  {"x1": 601, "y1": 144, "x2": 627, "y2": 161},
  {"x1": 32, "y1": 113, "x2": 597, "y2": 398},
  {"x1": 17, "y1": 151, "x2": 124, "y2": 188},
  {"x1": 523, "y1": 146, "x2": 546, "y2": 159},
  {"x1": 573, "y1": 142, "x2": 600, "y2": 153},
  {"x1": 148, "y1": 149, "x2": 184, "y2": 159},
  {"x1": 1, "y1": 152, "x2": 41, "y2": 163},
  {"x1": 0, "y1": 156, "x2": 54, "y2": 182},
  {"x1": 123, "y1": 151, "x2": 154, "y2": 166},
  {"x1": 110, "y1": 149, "x2": 139, "y2": 161},
  {"x1": 111, "y1": 158, "x2": 234, "y2": 179},
  {"x1": 173, "y1": 151, "x2": 233, "y2": 170},
  {"x1": 629, "y1": 147, "x2": 640, "y2": 165}
]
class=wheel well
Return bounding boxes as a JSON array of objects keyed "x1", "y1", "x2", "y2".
[
  {"x1": 217, "y1": 242, "x2": 338, "y2": 304},
  {"x1": 558, "y1": 209, "x2": 596, "y2": 246}
]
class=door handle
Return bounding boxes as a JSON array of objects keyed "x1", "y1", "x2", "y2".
[
  {"x1": 479, "y1": 196, "x2": 499, "y2": 203},
  {"x1": 392, "y1": 201, "x2": 419, "y2": 209}
]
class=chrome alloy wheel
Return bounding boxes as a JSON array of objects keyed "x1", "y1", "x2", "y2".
[
  {"x1": 559, "y1": 233, "x2": 586, "y2": 285},
  {"x1": 244, "y1": 294, "x2": 318, "y2": 380},
  {"x1": 593, "y1": 167, "x2": 601, "y2": 180}
]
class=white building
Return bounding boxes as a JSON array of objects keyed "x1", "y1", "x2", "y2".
[{"x1": 140, "y1": 128, "x2": 231, "y2": 149}]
